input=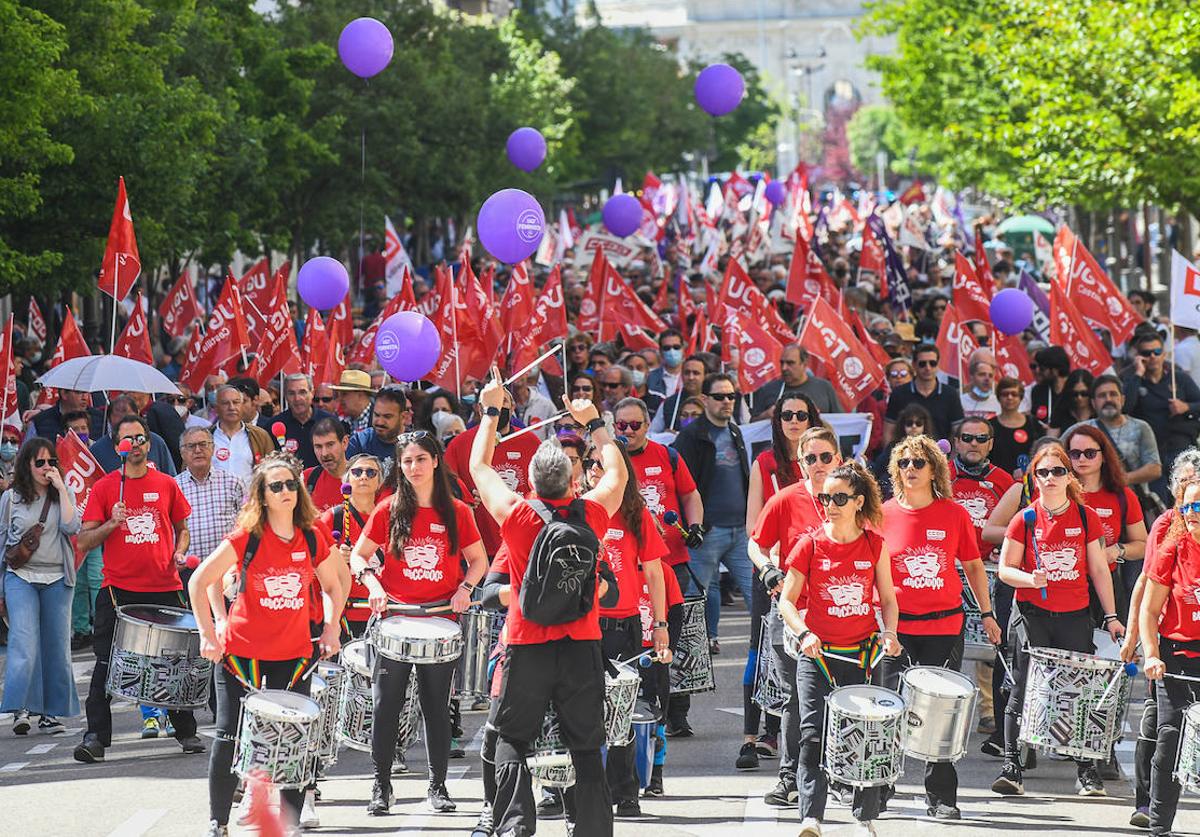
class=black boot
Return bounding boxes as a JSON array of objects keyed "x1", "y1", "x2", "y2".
[{"x1": 367, "y1": 779, "x2": 393, "y2": 815}]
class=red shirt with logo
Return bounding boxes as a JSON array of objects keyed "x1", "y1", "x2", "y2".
[
  {"x1": 444, "y1": 424, "x2": 542, "y2": 556},
  {"x1": 224, "y1": 524, "x2": 332, "y2": 660},
  {"x1": 1144, "y1": 510, "x2": 1176, "y2": 577},
  {"x1": 639, "y1": 561, "x2": 684, "y2": 647},
  {"x1": 1147, "y1": 533, "x2": 1200, "y2": 645},
  {"x1": 82, "y1": 468, "x2": 192, "y2": 592},
  {"x1": 882, "y1": 498, "x2": 980, "y2": 636},
  {"x1": 500, "y1": 497, "x2": 610, "y2": 645},
  {"x1": 755, "y1": 449, "x2": 803, "y2": 502},
  {"x1": 319, "y1": 502, "x2": 378, "y2": 622},
  {"x1": 785, "y1": 529, "x2": 883, "y2": 646},
  {"x1": 628, "y1": 441, "x2": 697, "y2": 566},
  {"x1": 752, "y1": 481, "x2": 825, "y2": 609},
  {"x1": 363, "y1": 497, "x2": 480, "y2": 604},
  {"x1": 1004, "y1": 501, "x2": 1103, "y2": 612},
  {"x1": 304, "y1": 467, "x2": 346, "y2": 513},
  {"x1": 1083, "y1": 486, "x2": 1142, "y2": 571},
  {"x1": 598, "y1": 507, "x2": 669, "y2": 619},
  {"x1": 949, "y1": 462, "x2": 1015, "y2": 561}
]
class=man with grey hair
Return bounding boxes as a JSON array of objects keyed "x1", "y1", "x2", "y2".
[
  {"x1": 960, "y1": 350, "x2": 1001, "y2": 418},
  {"x1": 470, "y1": 369, "x2": 631, "y2": 837},
  {"x1": 211, "y1": 385, "x2": 258, "y2": 486},
  {"x1": 600, "y1": 365, "x2": 633, "y2": 413},
  {"x1": 258, "y1": 373, "x2": 336, "y2": 470},
  {"x1": 175, "y1": 427, "x2": 244, "y2": 570}
]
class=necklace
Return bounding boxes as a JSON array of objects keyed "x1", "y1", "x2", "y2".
[{"x1": 1046, "y1": 499, "x2": 1071, "y2": 516}]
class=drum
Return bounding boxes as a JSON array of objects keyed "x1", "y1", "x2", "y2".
[
  {"x1": 670, "y1": 596, "x2": 714, "y2": 695},
  {"x1": 337, "y1": 640, "x2": 422, "y2": 753},
  {"x1": 753, "y1": 621, "x2": 788, "y2": 716},
  {"x1": 900, "y1": 666, "x2": 977, "y2": 763},
  {"x1": 457, "y1": 609, "x2": 503, "y2": 699},
  {"x1": 313, "y1": 661, "x2": 344, "y2": 764},
  {"x1": 823, "y1": 685, "x2": 905, "y2": 788},
  {"x1": 961, "y1": 566, "x2": 998, "y2": 661},
  {"x1": 1174, "y1": 702, "x2": 1200, "y2": 794},
  {"x1": 233, "y1": 689, "x2": 321, "y2": 790},
  {"x1": 528, "y1": 709, "x2": 574, "y2": 789},
  {"x1": 106, "y1": 604, "x2": 212, "y2": 710},
  {"x1": 604, "y1": 665, "x2": 641, "y2": 747},
  {"x1": 1019, "y1": 646, "x2": 1130, "y2": 760},
  {"x1": 631, "y1": 700, "x2": 658, "y2": 790},
  {"x1": 373, "y1": 615, "x2": 463, "y2": 664}
]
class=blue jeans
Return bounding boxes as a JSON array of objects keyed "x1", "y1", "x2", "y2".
[
  {"x1": 1, "y1": 572, "x2": 80, "y2": 718},
  {"x1": 686, "y1": 525, "x2": 752, "y2": 638},
  {"x1": 71, "y1": 547, "x2": 103, "y2": 635}
]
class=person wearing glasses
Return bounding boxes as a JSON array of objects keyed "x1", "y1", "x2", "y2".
[
  {"x1": 312, "y1": 382, "x2": 338, "y2": 415},
  {"x1": 872, "y1": 403, "x2": 934, "y2": 498},
  {"x1": 1050, "y1": 369, "x2": 1096, "y2": 434},
  {"x1": 565, "y1": 334, "x2": 594, "y2": 381},
  {"x1": 878, "y1": 435, "x2": 998, "y2": 820},
  {"x1": 188, "y1": 453, "x2": 345, "y2": 837},
  {"x1": 777, "y1": 461, "x2": 900, "y2": 837},
  {"x1": 989, "y1": 377, "x2": 1044, "y2": 477},
  {"x1": 349, "y1": 431, "x2": 487, "y2": 817},
  {"x1": 319, "y1": 453, "x2": 383, "y2": 640},
  {"x1": 567, "y1": 372, "x2": 604, "y2": 415},
  {"x1": 89, "y1": 393, "x2": 177, "y2": 476},
  {"x1": 884, "y1": 343, "x2": 964, "y2": 442},
  {"x1": 175, "y1": 428, "x2": 245, "y2": 589},
  {"x1": 73, "y1": 414, "x2": 199, "y2": 765},
  {"x1": 600, "y1": 366, "x2": 633, "y2": 414},
  {"x1": 884, "y1": 358, "x2": 914, "y2": 394},
  {"x1": 991, "y1": 443, "x2": 1124, "y2": 798}
]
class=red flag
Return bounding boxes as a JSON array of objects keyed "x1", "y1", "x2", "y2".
[
  {"x1": 237, "y1": 257, "x2": 272, "y2": 313},
  {"x1": 785, "y1": 236, "x2": 810, "y2": 308},
  {"x1": 205, "y1": 278, "x2": 252, "y2": 376},
  {"x1": 786, "y1": 237, "x2": 841, "y2": 313},
  {"x1": 994, "y1": 330, "x2": 1035, "y2": 388},
  {"x1": 350, "y1": 293, "x2": 405, "y2": 368},
  {"x1": 600, "y1": 263, "x2": 667, "y2": 340},
  {"x1": 255, "y1": 285, "x2": 302, "y2": 387},
  {"x1": 457, "y1": 260, "x2": 504, "y2": 380},
  {"x1": 317, "y1": 321, "x2": 346, "y2": 386},
  {"x1": 36, "y1": 307, "x2": 91, "y2": 408},
  {"x1": 511, "y1": 266, "x2": 568, "y2": 371},
  {"x1": 973, "y1": 230, "x2": 997, "y2": 299},
  {"x1": 859, "y1": 218, "x2": 886, "y2": 277},
  {"x1": 952, "y1": 251, "x2": 993, "y2": 325},
  {"x1": 1050, "y1": 280, "x2": 1111, "y2": 378},
  {"x1": 499, "y1": 262, "x2": 537, "y2": 348},
  {"x1": 178, "y1": 324, "x2": 231, "y2": 394},
  {"x1": 654, "y1": 266, "x2": 671, "y2": 314},
  {"x1": 619, "y1": 323, "x2": 658, "y2": 351},
  {"x1": 897, "y1": 180, "x2": 927, "y2": 206},
  {"x1": 848, "y1": 307, "x2": 893, "y2": 368},
  {"x1": 327, "y1": 293, "x2": 353, "y2": 352},
  {"x1": 578, "y1": 253, "x2": 608, "y2": 336},
  {"x1": 395, "y1": 265, "x2": 417, "y2": 311},
  {"x1": 935, "y1": 302, "x2": 979, "y2": 381},
  {"x1": 0, "y1": 316, "x2": 16, "y2": 428},
  {"x1": 113, "y1": 293, "x2": 153, "y2": 365},
  {"x1": 426, "y1": 265, "x2": 460, "y2": 390},
  {"x1": 727, "y1": 311, "x2": 783, "y2": 393},
  {"x1": 687, "y1": 306, "x2": 710, "y2": 356},
  {"x1": 1053, "y1": 226, "x2": 1139, "y2": 344},
  {"x1": 798, "y1": 297, "x2": 884, "y2": 412},
  {"x1": 158, "y1": 272, "x2": 204, "y2": 340},
  {"x1": 677, "y1": 279, "x2": 696, "y2": 328},
  {"x1": 27, "y1": 299, "x2": 46, "y2": 343},
  {"x1": 56, "y1": 430, "x2": 103, "y2": 521},
  {"x1": 301, "y1": 309, "x2": 328, "y2": 381},
  {"x1": 719, "y1": 258, "x2": 796, "y2": 346},
  {"x1": 97, "y1": 176, "x2": 141, "y2": 301}
]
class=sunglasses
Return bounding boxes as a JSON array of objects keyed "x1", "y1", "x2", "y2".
[
  {"x1": 959, "y1": 433, "x2": 991, "y2": 444},
  {"x1": 568, "y1": 344, "x2": 588, "y2": 353},
  {"x1": 897, "y1": 457, "x2": 928, "y2": 470},
  {"x1": 602, "y1": 382, "x2": 624, "y2": 389},
  {"x1": 120, "y1": 434, "x2": 148, "y2": 446},
  {"x1": 915, "y1": 359, "x2": 938, "y2": 369},
  {"x1": 583, "y1": 458, "x2": 598, "y2": 470},
  {"x1": 1138, "y1": 347, "x2": 1164, "y2": 358},
  {"x1": 661, "y1": 343, "x2": 683, "y2": 351},
  {"x1": 164, "y1": 395, "x2": 188, "y2": 405},
  {"x1": 779, "y1": 410, "x2": 810, "y2": 423},
  {"x1": 266, "y1": 478, "x2": 300, "y2": 494},
  {"x1": 614, "y1": 420, "x2": 644, "y2": 432},
  {"x1": 350, "y1": 467, "x2": 379, "y2": 478},
  {"x1": 571, "y1": 385, "x2": 593, "y2": 394},
  {"x1": 887, "y1": 369, "x2": 910, "y2": 379},
  {"x1": 817, "y1": 492, "x2": 859, "y2": 507},
  {"x1": 904, "y1": 420, "x2": 926, "y2": 429},
  {"x1": 1071, "y1": 390, "x2": 1090, "y2": 399},
  {"x1": 1180, "y1": 501, "x2": 1200, "y2": 515},
  {"x1": 707, "y1": 392, "x2": 739, "y2": 402},
  {"x1": 313, "y1": 396, "x2": 336, "y2": 404},
  {"x1": 804, "y1": 451, "x2": 835, "y2": 465},
  {"x1": 397, "y1": 430, "x2": 431, "y2": 446},
  {"x1": 1035, "y1": 466, "x2": 1070, "y2": 479},
  {"x1": 1068, "y1": 448, "x2": 1101, "y2": 461},
  {"x1": 34, "y1": 457, "x2": 58, "y2": 468}
]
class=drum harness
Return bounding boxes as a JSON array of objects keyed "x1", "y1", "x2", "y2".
[{"x1": 336, "y1": 504, "x2": 386, "y2": 633}]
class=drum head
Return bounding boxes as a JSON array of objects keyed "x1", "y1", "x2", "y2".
[
  {"x1": 606, "y1": 667, "x2": 641, "y2": 687},
  {"x1": 310, "y1": 675, "x2": 326, "y2": 699},
  {"x1": 828, "y1": 685, "x2": 904, "y2": 719},
  {"x1": 380, "y1": 615, "x2": 460, "y2": 640},
  {"x1": 245, "y1": 689, "x2": 320, "y2": 721},
  {"x1": 341, "y1": 640, "x2": 371, "y2": 675},
  {"x1": 1029, "y1": 646, "x2": 1118, "y2": 672},
  {"x1": 317, "y1": 660, "x2": 344, "y2": 678},
  {"x1": 119, "y1": 605, "x2": 197, "y2": 630},
  {"x1": 904, "y1": 666, "x2": 975, "y2": 698}
]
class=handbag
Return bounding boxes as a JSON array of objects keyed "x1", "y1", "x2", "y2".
[{"x1": 4, "y1": 496, "x2": 51, "y2": 571}]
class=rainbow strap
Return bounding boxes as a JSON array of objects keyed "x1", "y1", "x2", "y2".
[
  {"x1": 813, "y1": 635, "x2": 884, "y2": 687},
  {"x1": 223, "y1": 654, "x2": 311, "y2": 691}
]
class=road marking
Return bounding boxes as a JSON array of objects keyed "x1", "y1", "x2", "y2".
[
  {"x1": 106, "y1": 808, "x2": 168, "y2": 837},
  {"x1": 0, "y1": 762, "x2": 29, "y2": 772},
  {"x1": 25, "y1": 743, "x2": 56, "y2": 755},
  {"x1": 715, "y1": 707, "x2": 744, "y2": 717}
]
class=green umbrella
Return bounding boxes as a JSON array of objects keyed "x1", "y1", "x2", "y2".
[{"x1": 996, "y1": 214, "x2": 1055, "y2": 236}]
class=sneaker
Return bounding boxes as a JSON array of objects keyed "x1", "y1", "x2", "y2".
[
  {"x1": 12, "y1": 711, "x2": 31, "y2": 736},
  {"x1": 828, "y1": 782, "x2": 852, "y2": 807},
  {"x1": 202, "y1": 820, "x2": 229, "y2": 837},
  {"x1": 736, "y1": 741, "x2": 759, "y2": 770},
  {"x1": 755, "y1": 734, "x2": 779, "y2": 759},
  {"x1": 428, "y1": 783, "x2": 456, "y2": 812},
  {"x1": 367, "y1": 780, "x2": 393, "y2": 816},
  {"x1": 615, "y1": 799, "x2": 642, "y2": 818},
  {"x1": 1021, "y1": 748, "x2": 1037, "y2": 771},
  {"x1": 471, "y1": 801, "x2": 495, "y2": 837},
  {"x1": 665, "y1": 722, "x2": 694, "y2": 738},
  {"x1": 1130, "y1": 806, "x2": 1150, "y2": 829},
  {"x1": 977, "y1": 716, "x2": 997, "y2": 734},
  {"x1": 928, "y1": 803, "x2": 962, "y2": 820},
  {"x1": 1076, "y1": 765, "x2": 1106, "y2": 797},
  {"x1": 991, "y1": 762, "x2": 1024, "y2": 796},
  {"x1": 763, "y1": 778, "x2": 797, "y2": 807},
  {"x1": 73, "y1": 733, "x2": 105, "y2": 763},
  {"x1": 449, "y1": 737, "x2": 466, "y2": 759},
  {"x1": 142, "y1": 716, "x2": 160, "y2": 739},
  {"x1": 392, "y1": 755, "x2": 409, "y2": 775},
  {"x1": 980, "y1": 736, "x2": 1004, "y2": 758},
  {"x1": 161, "y1": 713, "x2": 175, "y2": 738},
  {"x1": 536, "y1": 792, "x2": 564, "y2": 817},
  {"x1": 471, "y1": 697, "x2": 490, "y2": 712},
  {"x1": 235, "y1": 782, "x2": 266, "y2": 826},
  {"x1": 644, "y1": 764, "x2": 664, "y2": 797},
  {"x1": 179, "y1": 735, "x2": 206, "y2": 754},
  {"x1": 798, "y1": 817, "x2": 822, "y2": 837},
  {"x1": 850, "y1": 823, "x2": 877, "y2": 837},
  {"x1": 709, "y1": 639, "x2": 721, "y2": 655},
  {"x1": 299, "y1": 790, "x2": 319, "y2": 829},
  {"x1": 37, "y1": 716, "x2": 65, "y2": 735}
]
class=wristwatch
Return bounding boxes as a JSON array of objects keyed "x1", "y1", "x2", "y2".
[
  {"x1": 1117, "y1": 543, "x2": 1126, "y2": 563},
  {"x1": 653, "y1": 620, "x2": 669, "y2": 629},
  {"x1": 484, "y1": 406, "x2": 502, "y2": 418},
  {"x1": 980, "y1": 610, "x2": 995, "y2": 621},
  {"x1": 586, "y1": 417, "x2": 606, "y2": 433}
]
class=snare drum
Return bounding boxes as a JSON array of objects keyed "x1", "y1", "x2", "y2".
[
  {"x1": 823, "y1": 685, "x2": 905, "y2": 788},
  {"x1": 106, "y1": 604, "x2": 212, "y2": 710},
  {"x1": 753, "y1": 623, "x2": 788, "y2": 716},
  {"x1": 233, "y1": 689, "x2": 321, "y2": 789},
  {"x1": 313, "y1": 661, "x2": 344, "y2": 764},
  {"x1": 528, "y1": 709, "x2": 575, "y2": 788},
  {"x1": 374, "y1": 615, "x2": 463, "y2": 664},
  {"x1": 900, "y1": 666, "x2": 977, "y2": 763},
  {"x1": 961, "y1": 566, "x2": 997, "y2": 661},
  {"x1": 1019, "y1": 646, "x2": 1130, "y2": 760},
  {"x1": 1174, "y1": 702, "x2": 1200, "y2": 794},
  {"x1": 604, "y1": 666, "x2": 641, "y2": 747},
  {"x1": 670, "y1": 596, "x2": 714, "y2": 695},
  {"x1": 338, "y1": 640, "x2": 421, "y2": 752},
  {"x1": 458, "y1": 610, "x2": 503, "y2": 699}
]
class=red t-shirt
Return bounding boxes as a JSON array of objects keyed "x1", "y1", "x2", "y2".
[
  {"x1": 949, "y1": 462, "x2": 1015, "y2": 562},
  {"x1": 1084, "y1": 486, "x2": 1143, "y2": 571},
  {"x1": 882, "y1": 498, "x2": 980, "y2": 635},
  {"x1": 628, "y1": 441, "x2": 698, "y2": 566},
  {"x1": 445, "y1": 424, "x2": 542, "y2": 555},
  {"x1": 319, "y1": 502, "x2": 378, "y2": 621},
  {"x1": 304, "y1": 467, "x2": 346, "y2": 513},
  {"x1": 224, "y1": 524, "x2": 332, "y2": 660},
  {"x1": 639, "y1": 562, "x2": 683, "y2": 647},
  {"x1": 785, "y1": 530, "x2": 883, "y2": 646},
  {"x1": 82, "y1": 468, "x2": 192, "y2": 592},
  {"x1": 363, "y1": 497, "x2": 481, "y2": 604},
  {"x1": 1147, "y1": 534, "x2": 1200, "y2": 645},
  {"x1": 1144, "y1": 510, "x2": 1176, "y2": 577},
  {"x1": 752, "y1": 481, "x2": 825, "y2": 609},
  {"x1": 755, "y1": 449, "x2": 803, "y2": 502},
  {"x1": 598, "y1": 508, "x2": 669, "y2": 619},
  {"x1": 500, "y1": 497, "x2": 610, "y2": 645},
  {"x1": 1004, "y1": 501, "x2": 1103, "y2": 612}
]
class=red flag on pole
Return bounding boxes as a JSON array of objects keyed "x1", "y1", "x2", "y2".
[
  {"x1": 848, "y1": 307, "x2": 893, "y2": 368},
  {"x1": 178, "y1": 325, "x2": 223, "y2": 394},
  {"x1": 973, "y1": 230, "x2": 997, "y2": 299},
  {"x1": 159, "y1": 272, "x2": 204, "y2": 340},
  {"x1": 237, "y1": 257, "x2": 272, "y2": 313},
  {"x1": 255, "y1": 284, "x2": 302, "y2": 387},
  {"x1": 727, "y1": 311, "x2": 783, "y2": 393},
  {"x1": 1050, "y1": 280, "x2": 1112, "y2": 378},
  {"x1": 859, "y1": 217, "x2": 886, "y2": 278},
  {"x1": 500, "y1": 262, "x2": 537, "y2": 354},
  {"x1": 511, "y1": 266, "x2": 568, "y2": 372},
  {"x1": 1053, "y1": 226, "x2": 1139, "y2": 344},
  {"x1": 600, "y1": 262, "x2": 667, "y2": 340},
  {"x1": 113, "y1": 292, "x2": 153, "y2": 365},
  {"x1": 27, "y1": 299, "x2": 46, "y2": 343},
  {"x1": 97, "y1": 176, "x2": 140, "y2": 301},
  {"x1": 994, "y1": 330, "x2": 1035, "y2": 388},
  {"x1": 799, "y1": 297, "x2": 884, "y2": 412},
  {"x1": 579, "y1": 253, "x2": 608, "y2": 337},
  {"x1": 56, "y1": 430, "x2": 104, "y2": 523},
  {"x1": 36, "y1": 307, "x2": 91, "y2": 408},
  {"x1": 0, "y1": 316, "x2": 17, "y2": 429},
  {"x1": 934, "y1": 302, "x2": 979, "y2": 382},
  {"x1": 687, "y1": 306, "x2": 710, "y2": 356},
  {"x1": 952, "y1": 251, "x2": 993, "y2": 325},
  {"x1": 300, "y1": 309, "x2": 328, "y2": 381},
  {"x1": 205, "y1": 278, "x2": 252, "y2": 376}
]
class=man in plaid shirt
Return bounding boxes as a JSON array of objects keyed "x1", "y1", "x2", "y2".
[{"x1": 175, "y1": 427, "x2": 245, "y2": 567}]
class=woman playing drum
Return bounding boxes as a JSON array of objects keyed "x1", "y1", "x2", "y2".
[
  {"x1": 777, "y1": 462, "x2": 901, "y2": 837},
  {"x1": 319, "y1": 453, "x2": 384, "y2": 640},
  {"x1": 991, "y1": 443, "x2": 1123, "y2": 798},
  {"x1": 188, "y1": 453, "x2": 347, "y2": 837},
  {"x1": 350, "y1": 431, "x2": 488, "y2": 816}
]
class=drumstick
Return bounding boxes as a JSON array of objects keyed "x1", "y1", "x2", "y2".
[
  {"x1": 1022, "y1": 508, "x2": 1048, "y2": 601},
  {"x1": 620, "y1": 648, "x2": 665, "y2": 668},
  {"x1": 662, "y1": 510, "x2": 690, "y2": 539},
  {"x1": 504, "y1": 344, "x2": 562, "y2": 388},
  {"x1": 992, "y1": 644, "x2": 1014, "y2": 683},
  {"x1": 116, "y1": 438, "x2": 132, "y2": 502},
  {"x1": 821, "y1": 650, "x2": 864, "y2": 667},
  {"x1": 349, "y1": 601, "x2": 454, "y2": 615},
  {"x1": 1164, "y1": 671, "x2": 1200, "y2": 684},
  {"x1": 332, "y1": 482, "x2": 352, "y2": 544},
  {"x1": 500, "y1": 411, "x2": 568, "y2": 444},
  {"x1": 1096, "y1": 661, "x2": 1140, "y2": 708}
]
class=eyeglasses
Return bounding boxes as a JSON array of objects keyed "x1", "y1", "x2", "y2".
[
  {"x1": 804, "y1": 451, "x2": 835, "y2": 465},
  {"x1": 887, "y1": 369, "x2": 910, "y2": 379},
  {"x1": 164, "y1": 395, "x2": 188, "y2": 405},
  {"x1": 33, "y1": 457, "x2": 58, "y2": 468},
  {"x1": 1138, "y1": 347, "x2": 1165, "y2": 358},
  {"x1": 1034, "y1": 466, "x2": 1070, "y2": 479},
  {"x1": 602, "y1": 382, "x2": 625, "y2": 390},
  {"x1": 397, "y1": 430, "x2": 431, "y2": 446},
  {"x1": 350, "y1": 467, "x2": 379, "y2": 478},
  {"x1": 817, "y1": 492, "x2": 859, "y2": 507},
  {"x1": 707, "y1": 392, "x2": 739, "y2": 402},
  {"x1": 266, "y1": 478, "x2": 301, "y2": 493},
  {"x1": 779, "y1": 410, "x2": 810, "y2": 423},
  {"x1": 313, "y1": 396, "x2": 336, "y2": 404},
  {"x1": 120, "y1": 434, "x2": 148, "y2": 446},
  {"x1": 897, "y1": 457, "x2": 928, "y2": 470},
  {"x1": 567, "y1": 344, "x2": 588, "y2": 353},
  {"x1": 661, "y1": 343, "x2": 683, "y2": 351},
  {"x1": 181, "y1": 441, "x2": 211, "y2": 451},
  {"x1": 1180, "y1": 501, "x2": 1200, "y2": 515},
  {"x1": 1071, "y1": 389, "x2": 1090, "y2": 399},
  {"x1": 915, "y1": 359, "x2": 938, "y2": 369},
  {"x1": 1068, "y1": 448, "x2": 1101, "y2": 461},
  {"x1": 614, "y1": 420, "x2": 644, "y2": 432},
  {"x1": 571, "y1": 385, "x2": 593, "y2": 394},
  {"x1": 904, "y1": 420, "x2": 926, "y2": 429},
  {"x1": 998, "y1": 389, "x2": 1021, "y2": 398},
  {"x1": 959, "y1": 433, "x2": 991, "y2": 444}
]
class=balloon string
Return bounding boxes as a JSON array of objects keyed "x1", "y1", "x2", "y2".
[{"x1": 359, "y1": 90, "x2": 366, "y2": 307}]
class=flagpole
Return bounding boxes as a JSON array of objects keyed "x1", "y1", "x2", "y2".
[
  {"x1": 452, "y1": 280, "x2": 461, "y2": 399},
  {"x1": 109, "y1": 295, "x2": 118, "y2": 354},
  {"x1": 1172, "y1": 325, "x2": 1178, "y2": 400}
]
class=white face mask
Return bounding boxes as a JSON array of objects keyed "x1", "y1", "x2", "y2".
[
  {"x1": 631, "y1": 370, "x2": 646, "y2": 388},
  {"x1": 175, "y1": 404, "x2": 189, "y2": 418}
]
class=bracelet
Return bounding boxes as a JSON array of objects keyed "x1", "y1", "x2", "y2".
[
  {"x1": 980, "y1": 611, "x2": 995, "y2": 620},
  {"x1": 460, "y1": 581, "x2": 476, "y2": 593},
  {"x1": 1102, "y1": 613, "x2": 1119, "y2": 624},
  {"x1": 585, "y1": 417, "x2": 606, "y2": 433},
  {"x1": 880, "y1": 629, "x2": 898, "y2": 638},
  {"x1": 355, "y1": 567, "x2": 376, "y2": 584},
  {"x1": 796, "y1": 629, "x2": 812, "y2": 644}
]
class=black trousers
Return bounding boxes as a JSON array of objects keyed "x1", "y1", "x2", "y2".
[
  {"x1": 371, "y1": 655, "x2": 455, "y2": 786},
  {"x1": 601, "y1": 617, "x2": 641, "y2": 805},
  {"x1": 209, "y1": 660, "x2": 311, "y2": 825},
  {"x1": 667, "y1": 562, "x2": 692, "y2": 727},
  {"x1": 772, "y1": 642, "x2": 799, "y2": 783},
  {"x1": 493, "y1": 639, "x2": 612, "y2": 837},
  {"x1": 745, "y1": 579, "x2": 781, "y2": 738},
  {"x1": 85, "y1": 586, "x2": 198, "y2": 746},
  {"x1": 1149, "y1": 649, "x2": 1200, "y2": 835},
  {"x1": 876, "y1": 631, "x2": 965, "y2": 808},
  {"x1": 1136, "y1": 682, "x2": 1158, "y2": 810},
  {"x1": 989, "y1": 580, "x2": 1015, "y2": 741}
]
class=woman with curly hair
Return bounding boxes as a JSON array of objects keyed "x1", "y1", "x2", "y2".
[{"x1": 349, "y1": 431, "x2": 488, "y2": 817}]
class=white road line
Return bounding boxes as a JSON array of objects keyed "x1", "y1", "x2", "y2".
[
  {"x1": 25, "y1": 743, "x2": 57, "y2": 755},
  {"x1": 106, "y1": 808, "x2": 168, "y2": 837},
  {"x1": 0, "y1": 762, "x2": 29, "y2": 772},
  {"x1": 715, "y1": 707, "x2": 744, "y2": 717}
]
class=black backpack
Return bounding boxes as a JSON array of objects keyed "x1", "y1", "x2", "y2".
[{"x1": 519, "y1": 499, "x2": 601, "y2": 626}]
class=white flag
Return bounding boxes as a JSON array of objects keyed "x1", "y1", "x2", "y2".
[
  {"x1": 1171, "y1": 250, "x2": 1200, "y2": 330},
  {"x1": 558, "y1": 208, "x2": 574, "y2": 250},
  {"x1": 384, "y1": 215, "x2": 413, "y2": 297}
]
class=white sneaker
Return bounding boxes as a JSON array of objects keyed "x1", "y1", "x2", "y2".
[
  {"x1": 235, "y1": 782, "x2": 257, "y2": 826},
  {"x1": 850, "y1": 822, "x2": 877, "y2": 837},
  {"x1": 299, "y1": 789, "x2": 320, "y2": 829},
  {"x1": 798, "y1": 817, "x2": 822, "y2": 837}
]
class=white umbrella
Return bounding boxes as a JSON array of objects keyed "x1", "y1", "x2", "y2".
[{"x1": 37, "y1": 355, "x2": 182, "y2": 395}]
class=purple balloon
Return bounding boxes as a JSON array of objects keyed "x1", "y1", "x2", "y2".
[
  {"x1": 989, "y1": 287, "x2": 1035, "y2": 336},
  {"x1": 376, "y1": 311, "x2": 441, "y2": 381},
  {"x1": 338, "y1": 18, "x2": 393, "y2": 79},
  {"x1": 297, "y1": 257, "x2": 349, "y2": 310},
  {"x1": 695, "y1": 63, "x2": 745, "y2": 117},
  {"x1": 603, "y1": 194, "x2": 642, "y2": 238},
  {"x1": 507, "y1": 127, "x2": 547, "y2": 172},
  {"x1": 477, "y1": 189, "x2": 545, "y2": 264},
  {"x1": 764, "y1": 181, "x2": 787, "y2": 206}
]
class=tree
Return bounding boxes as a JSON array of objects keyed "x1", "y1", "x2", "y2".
[{"x1": 845, "y1": 104, "x2": 939, "y2": 180}]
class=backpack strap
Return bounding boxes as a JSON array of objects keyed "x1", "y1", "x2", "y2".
[
  {"x1": 1077, "y1": 502, "x2": 1090, "y2": 542},
  {"x1": 306, "y1": 468, "x2": 321, "y2": 493},
  {"x1": 1116, "y1": 489, "x2": 1129, "y2": 545},
  {"x1": 528, "y1": 499, "x2": 555, "y2": 526},
  {"x1": 238, "y1": 533, "x2": 261, "y2": 593},
  {"x1": 303, "y1": 527, "x2": 317, "y2": 560},
  {"x1": 666, "y1": 446, "x2": 679, "y2": 473}
]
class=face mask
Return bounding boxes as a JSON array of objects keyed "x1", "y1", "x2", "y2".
[
  {"x1": 0, "y1": 443, "x2": 16, "y2": 462},
  {"x1": 175, "y1": 404, "x2": 189, "y2": 418},
  {"x1": 29, "y1": 352, "x2": 42, "y2": 364},
  {"x1": 663, "y1": 348, "x2": 683, "y2": 368},
  {"x1": 972, "y1": 386, "x2": 991, "y2": 399},
  {"x1": 206, "y1": 391, "x2": 218, "y2": 407},
  {"x1": 631, "y1": 370, "x2": 646, "y2": 388},
  {"x1": 462, "y1": 393, "x2": 477, "y2": 407},
  {"x1": 78, "y1": 433, "x2": 89, "y2": 445},
  {"x1": 680, "y1": 417, "x2": 697, "y2": 428}
]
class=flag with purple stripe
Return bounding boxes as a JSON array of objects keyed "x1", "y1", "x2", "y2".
[{"x1": 1018, "y1": 269, "x2": 1052, "y2": 340}]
